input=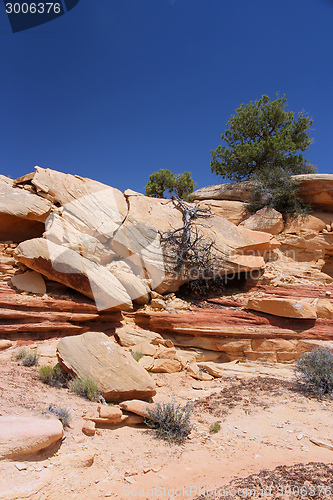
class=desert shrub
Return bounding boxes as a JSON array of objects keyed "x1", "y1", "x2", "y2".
[
  {"x1": 209, "y1": 422, "x2": 221, "y2": 434},
  {"x1": 68, "y1": 376, "x2": 100, "y2": 401},
  {"x1": 44, "y1": 403, "x2": 71, "y2": 427},
  {"x1": 38, "y1": 364, "x2": 67, "y2": 387},
  {"x1": 145, "y1": 400, "x2": 193, "y2": 443},
  {"x1": 246, "y1": 167, "x2": 312, "y2": 218},
  {"x1": 21, "y1": 350, "x2": 39, "y2": 366},
  {"x1": 131, "y1": 351, "x2": 144, "y2": 362},
  {"x1": 295, "y1": 347, "x2": 333, "y2": 396},
  {"x1": 13, "y1": 347, "x2": 27, "y2": 360}
]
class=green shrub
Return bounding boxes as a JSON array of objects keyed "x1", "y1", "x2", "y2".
[
  {"x1": 209, "y1": 422, "x2": 221, "y2": 434},
  {"x1": 13, "y1": 348, "x2": 39, "y2": 366},
  {"x1": 38, "y1": 364, "x2": 66, "y2": 387},
  {"x1": 246, "y1": 167, "x2": 311, "y2": 218},
  {"x1": 13, "y1": 347, "x2": 27, "y2": 360},
  {"x1": 68, "y1": 376, "x2": 100, "y2": 401},
  {"x1": 295, "y1": 347, "x2": 333, "y2": 395},
  {"x1": 44, "y1": 403, "x2": 71, "y2": 427},
  {"x1": 131, "y1": 351, "x2": 144, "y2": 362},
  {"x1": 145, "y1": 400, "x2": 193, "y2": 443},
  {"x1": 21, "y1": 350, "x2": 39, "y2": 367}
]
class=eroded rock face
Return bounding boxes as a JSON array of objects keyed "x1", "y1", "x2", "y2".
[
  {"x1": 0, "y1": 176, "x2": 52, "y2": 242},
  {"x1": 0, "y1": 176, "x2": 52, "y2": 222},
  {"x1": 193, "y1": 175, "x2": 333, "y2": 211},
  {"x1": 192, "y1": 181, "x2": 252, "y2": 201},
  {"x1": 195, "y1": 200, "x2": 247, "y2": 225},
  {"x1": 133, "y1": 283, "x2": 333, "y2": 362},
  {"x1": 293, "y1": 174, "x2": 333, "y2": 211},
  {"x1": 111, "y1": 190, "x2": 268, "y2": 293},
  {"x1": 14, "y1": 238, "x2": 132, "y2": 311},
  {"x1": 240, "y1": 207, "x2": 284, "y2": 235},
  {"x1": 57, "y1": 331, "x2": 156, "y2": 402},
  {"x1": 0, "y1": 416, "x2": 63, "y2": 459}
]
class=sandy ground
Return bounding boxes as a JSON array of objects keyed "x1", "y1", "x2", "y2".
[{"x1": 0, "y1": 343, "x2": 333, "y2": 500}]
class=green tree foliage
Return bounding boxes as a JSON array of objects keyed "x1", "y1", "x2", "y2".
[
  {"x1": 145, "y1": 169, "x2": 175, "y2": 198},
  {"x1": 210, "y1": 94, "x2": 316, "y2": 182},
  {"x1": 145, "y1": 169, "x2": 196, "y2": 201}
]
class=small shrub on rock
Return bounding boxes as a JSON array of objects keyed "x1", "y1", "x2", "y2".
[
  {"x1": 44, "y1": 403, "x2": 71, "y2": 427},
  {"x1": 295, "y1": 347, "x2": 333, "y2": 396},
  {"x1": 68, "y1": 376, "x2": 100, "y2": 401},
  {"x1": 145, "y1": 400, "x2": 192, "y2": 443}
]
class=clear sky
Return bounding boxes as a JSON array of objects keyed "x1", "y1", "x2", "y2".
[{"x1": 0, "y1": 0, "x2": 332, "y2": 194}]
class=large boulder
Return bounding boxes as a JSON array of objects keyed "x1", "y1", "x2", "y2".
[
  {"x1": 14, "y1": 238, "x2": 132, "y2": 311},
  {"x1": 0, "y1": 176, "x2": 52, "y2": 242},
  {"x1": 293, "y1": 174, "x2": 333, "y2": 211},
  {"x1": 239, "y1": 207, "x2": 284, "y2": 235},
  {"x1": 246, "y1": 297, "x2": 317, "y2": 319},
  {"x1": 0, "y1": 416, "x2": 63, "y2": 459},
  {"x1": 57, "y1": 331, "x2": 156, "y2": 402},
  {"x1": 0, "y1": 175, "x2": 52, "y2": 221},
  {"x1": 192, "y1": 181, "x2": 252, "y2": 201},
  {"x1": 195, "y1": 200, "x2": 247, "y2": 225}
]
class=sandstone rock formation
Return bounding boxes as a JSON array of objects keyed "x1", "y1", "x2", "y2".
[
  {"x1": 9, "y1": 167, "x2": 271, "y2": 307},
  {"x1": 246, "y1": 297, "x2": 317, "y2": 319},
  {"x1": 11, "y1": 270, "x2": 46, "y2": 294},
  {"x1": 0, "y1": 416, "x2": 63, "y2": 459},
  {"x1": 192, "y1": 181, "x2": 252, "y2": 201},
  {"x1": 57, "y1": 331, "x2": 157, "y2": 402},
  {"x1": 239, "y1": 207, "x2": 284, "y2": 235},
  {"x1": 0, "y1": 274, "x2": 122, "y2": 340},
  {"x1": 133, "y1": 284, "x2": 333, "y2": 362},
  {"x1": 190, "y1": 200, "x2": 247, "y2": 225},
  {"x1": 192, "y1": 174, "x2": 333, "y2": 211},
  {"x1": 292, "y1": 174, "x2": 333, "y2": 211},
  {"x1": 14, "y1": 238, "x2": 133, "y2": 311},
  {"x1": 0, "y1": 176, "x2": 51, "y2": 242}
]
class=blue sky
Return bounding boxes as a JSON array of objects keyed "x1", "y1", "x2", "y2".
[{"x1": 0, "y1": 0, "x2": 332, "y2": 194}]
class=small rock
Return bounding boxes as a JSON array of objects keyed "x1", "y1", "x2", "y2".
[
  {"x1": 98, "y1": 405, "x2": 123, "y2": 420},
  {"x1": 150, "y1": 298, "x2": 166, "y2": 310},
  {"x1": 309, "y1": 437, "x2": 333, "y2": 451},
  {"x1": 192, "y1": 381, "x2": 205, "y2": 390},
  {"x1": 123, "y1": 413, "x2": 144, "y2": 425},
  {"x1": 124, "y1": 476, "x2": 136, "y2": 484},
  {"x1": 14, "y1": 463, "x2": 27, "y2": 471},
  {"x1": 82, "y1": 420, "x2": 96, "y2": 436},
  {"x1": 119, "y1": 400, "x2": 156, "y2": 418},
  {"x1": 151, "y1": 358, "x2": 182, "y2": 373}
]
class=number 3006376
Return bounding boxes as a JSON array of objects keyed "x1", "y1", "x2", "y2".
[{"x1": 5, "y1": 3, "x2": 62, "y2": 14}]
